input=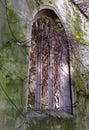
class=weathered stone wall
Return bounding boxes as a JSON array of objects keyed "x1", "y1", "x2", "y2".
[
  {"x1": 0, "y1": 0, "x2": 29, "y2": 129},
  {"x1": 0, "y1": 0, "x2": 89, "y2": 130}
]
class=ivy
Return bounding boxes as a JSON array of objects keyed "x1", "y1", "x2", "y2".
[{"x1": 55, "y1": 18, "x2": 65, "y2": 31}]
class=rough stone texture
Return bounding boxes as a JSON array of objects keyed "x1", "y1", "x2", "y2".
[
  {"x1": 73, "y1": 0, "x2": 89, "y2": 18},
  {"x1": 0, "y1": 0, "x2": 89, "y2": 130}
]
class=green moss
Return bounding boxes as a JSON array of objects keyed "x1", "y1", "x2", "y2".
[
  {"x1": 74, "y1": 70, "x2": 89, "y2": 97},
  {"x1": 76, "y1": 36, "x2": 89, "y2": 46},
  {"x1": 76, "y1": 73, "x2": 85, "y2": 89},
  {"x1": 74, "y1": 13, "x2": 82, "y2": 32},
  {"x1": 66, "y1": 4, "x2": 85, "y2": 41},
  {"x1": 38, "y1": 0, "x2": 43, "y2": 4},
  {"x1": 1, "y1": 8, "x2": 28, "y2": 46},
  {"x1": 55, "y1": 18, "x2": 65, "y2": 31},
  {"x1": 0, "y1": 6, "x2": 28, "y2": 129},
  {"x1": 27, "y1": 118, "x2": 75, "y2": 130},
  {"x1": 48, "y1": 0, "x2": 53, "y2": 4}
]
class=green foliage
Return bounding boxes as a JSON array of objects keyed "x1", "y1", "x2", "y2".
[
  {"x1": 55, "y1": 18, "x2": 60, "y2": 23},
  {"x1": 55, "y1": 18, "x2": 64, "y2": 31},
  {"x1": 48, "y1": 0, "x2": 53, "y2": 4},
  {"x1": 38, "y1": 0, "x2": 43, "y2": 4},
  {"x1": 59, "y1": 27, "x2": 65, "y2": 31}
]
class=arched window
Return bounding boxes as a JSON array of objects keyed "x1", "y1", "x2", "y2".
[{"x1": 28, "y1": 9, "x2": 73, "y2": 115}]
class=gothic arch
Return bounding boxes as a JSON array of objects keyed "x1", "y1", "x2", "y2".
[{"x1": 28, "y1": 7, "x2": 73, "y2": 114}]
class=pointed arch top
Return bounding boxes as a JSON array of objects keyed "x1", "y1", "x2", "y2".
[
  {"x1": 32, "y1": 5, "x2": 70, "y2": 39},
  {"x1": 28, "y1": 5, "x2": 73, "y2": 115}
]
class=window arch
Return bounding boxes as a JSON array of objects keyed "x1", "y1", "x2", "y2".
[{"x1": 28, "y1": 9, "x2": 73, "y2": 115}]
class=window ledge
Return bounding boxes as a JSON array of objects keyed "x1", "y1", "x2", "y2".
[{"x1": 27, "y1": 107, "x2": 73, "y2": 120}]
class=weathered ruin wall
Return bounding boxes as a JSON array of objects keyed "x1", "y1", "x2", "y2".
[
  {"x1": 0, "y1": 0, "x2": 89, "y2": 130},
  {"x1": 0, "y1": 1, "x2": 29, "y2": 129}
]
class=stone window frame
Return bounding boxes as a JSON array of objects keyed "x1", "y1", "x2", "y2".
[{"x1": 27, "y1": 5, "x2": 74, "y2": 117}]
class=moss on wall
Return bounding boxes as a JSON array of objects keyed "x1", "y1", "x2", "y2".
[
  {"x1": 0, "y1": 0, "x2": 89, "y2": 130},
  {"x1": 0, "y1": 3, "x2": 28, "y2": 130},
  {"x1": 27, "y1": 117, "x2": 75, "y2": 130}
]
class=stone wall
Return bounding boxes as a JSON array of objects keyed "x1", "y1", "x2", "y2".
[{"x1": 0, "y1": 0, "x2": 89, "y2": 130}]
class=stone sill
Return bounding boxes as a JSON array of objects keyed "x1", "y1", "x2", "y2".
[{"x1": 26, "y1": 107, "x2": 73, "y2": 121}]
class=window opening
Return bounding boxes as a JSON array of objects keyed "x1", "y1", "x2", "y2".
[{"x1": 28, "y1": 11, "x2": 73, "y2": 114}]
